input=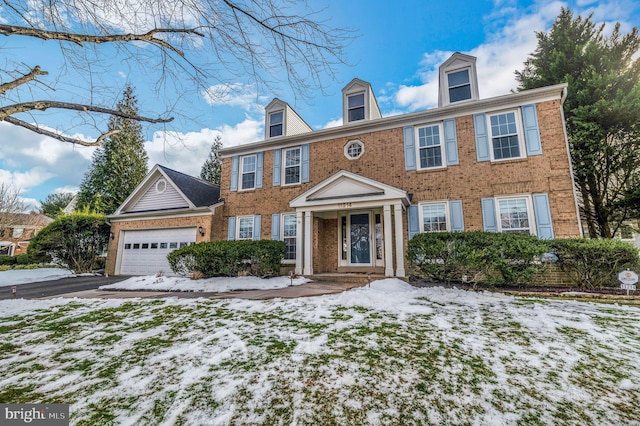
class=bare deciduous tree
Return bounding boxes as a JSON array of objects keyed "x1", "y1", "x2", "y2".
[
  {"x1": 0, "y1": 182, "x2": 26, "y2": 235},
  {"x1": 0, "y1": 0, "x2": 352, "y2": 146}
]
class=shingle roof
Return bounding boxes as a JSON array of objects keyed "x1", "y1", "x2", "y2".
[{"x1": 157, "y1": 165, "x2": 221, "y2": 207}]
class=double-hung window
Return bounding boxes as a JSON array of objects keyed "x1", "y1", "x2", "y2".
[
  {"x1": 489, "y1": 111, "x2": 523, "y2": 160},
  {"x1": 447, "y1": 68, "x2": 472, "y2": 103},
  {"x1": 237, "y1": 216, "x2": 254, "y2": 240},
  {"x1": 269, "y1": 111, "x2": 283, "y2": 138},
  {"x1": 420, "y1": 203, "x2": 449, "y2": 232},
  {"x1": 347, "y1": 93, "x2": 365, "y2": 122},
  {"x1": 282, "y1": 214, "x2": 297, "y2": 261},
  {"x1": 416, "y1": 124, "x2": 444, "y2": 169},
  {"x1": 240, "y1": 154, "x2": 257, "y2": 190},
  {"x1": 283, "y1": 147, "x2": 301, "y2": 185},
  {"x1": 497, "y1": 197, "x2": 532, "y2": 234}
]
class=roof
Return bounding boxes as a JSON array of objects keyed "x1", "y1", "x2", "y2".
[
  {"x1": 157, "y1": 165, "x2": 221, "y2": 207},
  {"x1": 0, "y1": 213, "x2": 54, "y2": 227}
]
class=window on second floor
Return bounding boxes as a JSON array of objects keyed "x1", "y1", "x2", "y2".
[
  {"x1": 269, "y1": 111, "x2": 284, "y2": 138},
  {"x1": 489, "y1": 111, "x2": 524, "y2": 161},
  {"x1": 237, "y1": 216, "x2": 255, "y2": 240},
  {"x1": 447, "y1": 68, "x2": 472, "y2": 103},
  {"x1": 347, "y1": 93, "x2": 365, "y2": 122},
  {"x1": 416, "y1": 124, "x2": 444, "y2": 169},
  {"x1": 240, "y1": 154, "x2": 257, "y2": 190},
  {"x1": 283, "y1": 147, "x2": 301, "y2": 185}
]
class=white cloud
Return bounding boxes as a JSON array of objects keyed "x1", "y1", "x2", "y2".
[
  {"x1": 146, "y1": 118, "x2": 262, "y2": 176},
  {"x1": 202, "y1": 83, "x2": 266, "y2": 112},
  {"x1": 54, "y1": 186, "x2": 79, "y2": 194},
  {"x1": 320, "y1": 118, "x2": 343, "y2": 129},
  {"x1": 0, "y1": 167, "x2": 55, "y2": 193}
]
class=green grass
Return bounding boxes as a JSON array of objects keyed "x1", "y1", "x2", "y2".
[{"x1": 1, "y1": 293, "x2": 639, "y2": 425}]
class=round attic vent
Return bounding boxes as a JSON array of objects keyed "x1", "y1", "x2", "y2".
[
  {"x1": 344, "y1": 140, "x2": 364, "y2": 160},
  {"x1": 155, "y1": 179, "x2": 167, "y2": 194}
]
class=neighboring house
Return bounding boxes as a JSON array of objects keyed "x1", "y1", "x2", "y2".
[
  {"x1": 0, "y1": 213, "x2": 54, "y2": 256},
  {"x1": 105, "y1": 165, "x2": 223, "y2": 275},
  {"x1": 106, "y1": 52, "x2": 583, "y2": 277}
]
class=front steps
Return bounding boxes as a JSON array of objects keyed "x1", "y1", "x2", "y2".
[{"x1": 309, "y1": 273, "x2": 393, "y2": 285}]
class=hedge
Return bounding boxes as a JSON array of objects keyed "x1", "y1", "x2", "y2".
[
  {"x1": 0, "y1": 255, "x2": 17, "y2": 266},
  {"x1": 549, "y1": 238, "x2": 640, "y2": 288},
  {"x1": 407, "y1": 231, "x2": 550, "y2": 285},
  {"x1": 167, "y1": 240, "x2": 286, "y2": 278}
]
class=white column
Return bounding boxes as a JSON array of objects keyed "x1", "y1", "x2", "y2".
[
  {"x1": 383, "y1": 205, "x2": 394, "y2": 277},
  {"x1": 393, "y1": 204, "x2": 405, "y2": 277},
  {"x1": 303, "y1": 211, "x2": 314, "y2": 275},
  {"x1": 295, "y1": 211, "x2": 304, "y2": 275}
]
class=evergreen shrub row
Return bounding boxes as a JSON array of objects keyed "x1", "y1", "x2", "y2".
[
  {"x1": 167, "y1": 240, "x2": 286, "y2": 278},
  {"x1": 0, "y1": 255, "x2": 16, "y2": 266},
  {"x1": 407, "y1": 232, "x2": 640, "y2": 288}
]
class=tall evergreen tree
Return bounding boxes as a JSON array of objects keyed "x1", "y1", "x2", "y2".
[
  {"x1": 39, "y1": 192, "x2": 75, "y2": 218},
  {"x1": 76, "y1": 86, "x2": 149, "y2": 214},
  {"x1": 200, "y1": 135, "x2": 223, "y2": 185},
  {"x1": 516, "y1": 8, "x2": 640, "y2": 238}
]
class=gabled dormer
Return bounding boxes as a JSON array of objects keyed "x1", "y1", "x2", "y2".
[
  {"x1": 342, "y1": 78, "x2": 381, "y2": 124},
  {"x1": 264, "y1": 98, "x2": 312, "y2": 139},
  {"x1": 438, "y1": 52, "x2": 479, "y2": 107}
]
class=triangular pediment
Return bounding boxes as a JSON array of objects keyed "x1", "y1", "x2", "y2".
[{"x1": 290, "y1": 170, "x2": 409, "y2": 208}]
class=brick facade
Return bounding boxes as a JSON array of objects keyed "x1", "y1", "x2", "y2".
[{"x1": 219, "y1": 98, "x2": 581, "y2": 275}]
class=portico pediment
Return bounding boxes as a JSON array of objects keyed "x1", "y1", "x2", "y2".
[{"x1": 290, "y1": 170, "x2": 410, "y2": 209}]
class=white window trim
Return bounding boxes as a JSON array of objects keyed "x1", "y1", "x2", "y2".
[
  {"x1": 268, "y1": 110, "x2": 284, "y2": 138},
  {"x1": 344, "y1": 140, "x2": 365, "y2": 160},
  {"x1": 446, "y1": 67, "x2": 472, "y2": 104},
  {"x1": 495, "y1": 195, "x2": 536, "y2": 235},
  {"x1": 282, "y1": 147, "x2": 302, "y2": 186},
  {"x1": 236, "y1": 216, "x2": 255, "y2": 240},
  {"x1": 281, "y1": 213, "x2": 297, "y2": 263},
  {"x1": 418, "y1": 201, "x2": 450, "y2": 233},
  {"x1": 415, "y1": 123, "x2": 446, "y2": 170},
  {"x1": 487, "y1": 109, "x2": 527, "y2": 162},
  {"x1": 239, "y1": 154, "x2": 257, "y2": 191},
  {"x1": 346, "y1": 92, "x2": 366, "y2": 123}
]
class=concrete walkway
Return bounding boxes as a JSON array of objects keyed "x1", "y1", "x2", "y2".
[{"x1": 41, "y1": 281, "x2": 367, "y2": 300}]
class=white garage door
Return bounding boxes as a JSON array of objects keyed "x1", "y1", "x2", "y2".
[{"x1": 119, "y1": 228, "x2": 196, "y2": 275}]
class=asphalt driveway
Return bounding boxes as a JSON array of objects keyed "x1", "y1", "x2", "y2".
[{"x1": 0, "y1": 275, "x2": 131, "y2": 300}]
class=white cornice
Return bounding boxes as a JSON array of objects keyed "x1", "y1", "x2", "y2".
[
  {"x1": 220, "y1": 83, "x2": 568, "y2": 158},
  {"x1": 108, "y1": 202, "x2": 223, "y2": 222}
]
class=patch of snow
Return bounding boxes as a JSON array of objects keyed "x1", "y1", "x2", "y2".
[
  {"x1": 0, "y1": 268, "x2": 74, "y2": 286},
  {"x1": 619, "y1": 379, "x2": 635, "y2": 390},
  {"x1": 99, "y1": 275, "x2": 312, "y2": 292}
]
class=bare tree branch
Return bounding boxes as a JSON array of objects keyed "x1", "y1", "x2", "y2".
[
  {"x1": 0, "y1": 65, "x2": 48, "y2": 94},
  {"x1": 4, "y1": 116, "x2": 120, "y2": 146},
  {"x1": 0, "y1": 24, "x2": 204, "y2": 57}
]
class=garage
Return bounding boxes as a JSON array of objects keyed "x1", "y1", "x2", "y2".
[{"x1": 118, "y1": 227, "x2": 196, "y2": 276}]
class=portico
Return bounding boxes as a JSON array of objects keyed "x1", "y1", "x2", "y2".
[{"x1": 289, "y1": 170, "x2": 410, "y2": 277}]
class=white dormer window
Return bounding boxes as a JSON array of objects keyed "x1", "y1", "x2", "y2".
[
  {"x1": 447, "y1": 68, "x2": 471, "y2": 103},
  {"x1": 269, "y1": 111, "x2": 283, "y2": 138},
  {"x1": 347, "y1": 93, "x2": 365, "y2": 122},
  {"x1": 438, "y1": 53, "x2": 479, "y2": 107}
]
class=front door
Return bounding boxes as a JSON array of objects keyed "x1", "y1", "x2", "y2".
[{"x1": 350, "y1": 213, "x2": 371, "y2": 265}]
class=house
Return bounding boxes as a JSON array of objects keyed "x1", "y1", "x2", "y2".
[
  {"x1": 105, "y1": 165, "x2": 223, "y2": 275},
  {"x1": 105, "y1": 52, "x2": 582, "y2": 277},
  {"x1": 0, "y1": 212, "x2": 54, "y2": 256}
]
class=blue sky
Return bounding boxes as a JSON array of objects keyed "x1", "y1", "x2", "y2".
[{"x1": 1, "y1": 0, "x2": 639, "y2": 211}]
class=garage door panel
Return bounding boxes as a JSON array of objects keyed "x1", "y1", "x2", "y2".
[{"x1": 119, "y1": 228, "x2": 196, "y2": 275}]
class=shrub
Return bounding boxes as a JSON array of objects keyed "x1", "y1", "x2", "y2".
[
  {"x1": 27, "y1": 212, "x2": 109, "y2": 273},
  {"x1": 167, "y1": 240, "x2": 286, "y2": 278},
  {"x1": 0, "y1": 255, "x2": 17, "y2": 266},
  {"x1": 550, "y1": 238, "x2": 640, "y2": 288},
  {"x1": 407, "y1": 231, "x2": 549, "y2": 285},
  {"x1": 15, "y1": 254, "x2": 32, "y2": 265}
]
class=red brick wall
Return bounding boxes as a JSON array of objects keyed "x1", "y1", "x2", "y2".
[{"x1": 219, "y1": 100, "x2": 580, "y2": 271}]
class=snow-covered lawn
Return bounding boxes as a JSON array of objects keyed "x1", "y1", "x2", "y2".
[
  {"x1": 1, "y1": 279, "x2": 639, "y2": 425},
  {"x1": 100, "y1": 274, "x2": 311, "y2": 292},
  {"x1": 0, "y1": 268, "x2": 74, "y2": 287}
]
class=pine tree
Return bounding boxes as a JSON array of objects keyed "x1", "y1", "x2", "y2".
[
  {"x1": 516, "y1": 8, "x2": 640, "y2": 238},
  {"x1": 200, "y1": 135, "x2": 223, "y2": 185},
  {"x1": 76, "y1": 86, "x2": 149, "y2": 214}
]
